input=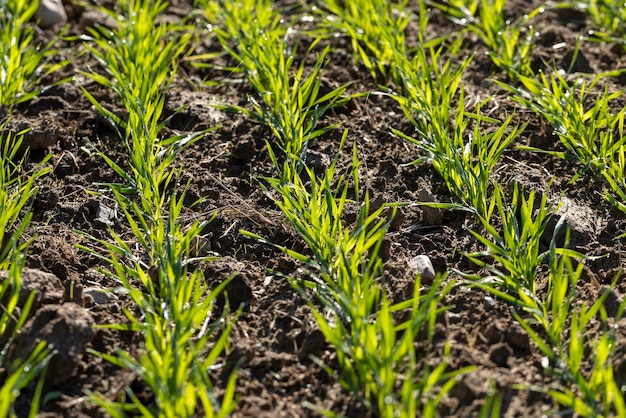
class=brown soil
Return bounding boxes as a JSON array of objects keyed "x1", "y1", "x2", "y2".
[{"x1": 6, "y1": 0, "x2": 626, "y2": 417}]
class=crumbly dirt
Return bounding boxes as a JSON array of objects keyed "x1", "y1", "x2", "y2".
[{"x1": 5, "y1": 0, "x2": 626, "y2": 417}]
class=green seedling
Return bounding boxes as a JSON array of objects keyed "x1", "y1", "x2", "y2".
[
  {"x1": 243, "y1": 137, "x2": 471, "y2": 417},
  {"x1": 204, "y1": 0, "x2": 351, "y2": 176},
  {"x1": 254, "y1": 140, "x2": 391, "y2": 317},
  {"x1": 388, "y1": 41, "x2": 469, "y2": 162},
  {"x1": 390, "y1": 43, "x2": 524, "y2": 219},
  {"x1": 461, "y1": 183, "x2": 582, "y2": 354},
  {"x1": 575, "y1": 0, "x2": 626, "y2": 40},
  {"x1": 0, "y1": 125, "x2": 51, "y2": 268},
  {"x1": 428, "y1": 0, "x2": 542, "y2": 78},
  {"x1": 0, "y1": 0, "x2": 69, "y2": 113},
  {"x1": 498, "y1": 70, "x2": 626, "y2": 214},
  {"x1": 461, "y1": 180, "x2": 624, "y2": 415},
  {"x1": 463, "y1": 183, "x2": 556, "y2": 296},
  {"x1": 81, "y1": 0, "x2": 209, "y2": 204},
  {"x1": 78, "y1": 1, "x2": 237, "y2": 415},
  {"x1": 523, "y1": 258, "x2": 626, "y2": 417},
  {"x1": 315, "y1": 0, "x2": 411, "y2": 83},
  {"x1": 546, "y1": 310, "x2": 626, "y2": 416},
  {"x1": 79, "y1": 186, "x2": 238, "y2": 418},
  {"x1": 301, "y1": 274, "x2": 469, "y2": 418}
]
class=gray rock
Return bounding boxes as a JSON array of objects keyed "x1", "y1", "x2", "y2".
[
  {"x1": 417, "y1": 184, "x2": 444, "y2": 225},
  {"x1": 83, "y1": 287, "x2": 117, "y2": 305},
  {"x1": 36, "y1": 0, "x2": 67, "y2": 28},
  {"x1": 95, "y1": 202, "x2": 117, "y2": 227},
  {"x1": 408, "y1": 255, "x2": 436, "y2": 282},
  {"x1": 544, "y1": 196, "x2": 599, "y2": 246}
]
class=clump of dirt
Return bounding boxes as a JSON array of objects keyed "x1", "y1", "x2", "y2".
[{"x1": 11, "y1": 303, "x2": 95, "y2": 385}]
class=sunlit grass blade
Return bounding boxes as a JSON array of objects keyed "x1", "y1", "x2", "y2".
[
  {"x1": 315, "y1": 0, "x2": 411, "y2": 83},
  {"x1": 203, "y1": 0, "x2": 352, "y2": 176},
  {"x1": 389, "y1": 41, "x2": 524, "y2": 219},
  {"x1": 498, "y1": 69, "x2": 626, "y2": 213},
  {"x1": 428, "y1": 0, "x2": 541, "y2": 78},
  {"x1": 0, "y1": 0, "x2": 70, "y2": 112},
  {"x1": 0, "y1": 124, "x2": 51, "y2": 268}
]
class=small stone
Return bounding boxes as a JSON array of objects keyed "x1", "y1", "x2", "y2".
[
  {"x1": 417, "y1": 184, "x2": 444, "y2": 225},
  {"x1": 408, "y1": 255, "x2": 436, "y2": 282},
  {"x1": 95, "y1": 202, "x2": 117, "y2": 227},
  {"x1": 36, "y1": 0, "x2": 67, "y2": 28},
  {"x1": 83, "y1": 287, "x2": 117, "y2": 305}
]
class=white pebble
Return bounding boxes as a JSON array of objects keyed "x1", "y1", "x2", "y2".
[
  {"x1": 83, "y1": 287, "x2": 117, "y2": 305},
  {"x1": 408, "y1": 255, "x2": 436, "y2": 282}
]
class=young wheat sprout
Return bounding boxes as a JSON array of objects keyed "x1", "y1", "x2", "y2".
[
  {"x1": 204, "y1": 0, "x2": 350, "y2": 177},
  {"x1": 0, "y1": 0, "x2": 69, "y2": 112},
  {"x1": 0, "y1": 129, "x2": 53, "y2": 417},
  {"x1": 498, "y1": 70, "x2": 626, "y2": 214},
  {"x1": 79, "y1": 1, "x2": 238, "y2": 415}
]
